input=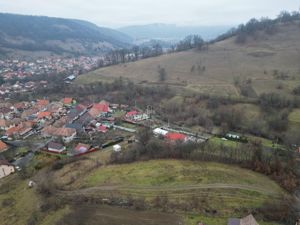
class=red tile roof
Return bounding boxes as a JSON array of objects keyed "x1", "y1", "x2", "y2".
[
  {"x1": 126, "y1": 111, "x2": 138, "y2": 117},
  {"x1": 0, "y1": 140, "x2": 8, "y2": 152},
  {"x1": 165, "y1": 133, "x2": 186, "y2": 141},
  {"x1": 36, "y1": 99, "x2": 49, "y2": 106},
  {"x1": 88, "y1": 107, "x2": 101, "y2": 118},
  {"x1": 42, "y1": 126, "x2": 76, "y2": 137},
  {"x1": 74, "y1": 143, "x2": 90, "y2": 153},
  {"x1": 37, "y1": 111, "x2": 51, "y2": 119},
  {"x1": 93, "y1": 103, "x2": 109, "y2": 113},
  {"x1": 98, "y1": 125, "x2": 108, "y2": 133},
  {"x1": 63, "y1": 98, "x2": 73, "y2": 105},
  {"x1": 6, "y1": 126, "x2": 21, "y2": 136}
]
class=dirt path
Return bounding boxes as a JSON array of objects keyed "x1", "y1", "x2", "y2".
[{"x1": 56, "y1": 183, "x2": 280, "y2": 201}]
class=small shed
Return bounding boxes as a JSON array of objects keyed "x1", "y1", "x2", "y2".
[
  {"x1": 113, "y1": 144, "x2": 121, "y2": 152},
  {"x1": 153, "y1": 127, "x2": 168, "y2": 137}
]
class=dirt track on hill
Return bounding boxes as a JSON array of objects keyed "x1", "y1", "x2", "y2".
[{"x1": 56, "y1": 183, "x2": 281, "y2": 202}]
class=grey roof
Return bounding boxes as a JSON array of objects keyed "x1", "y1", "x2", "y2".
[
  {"x1": 228, "y1": 218, "x2": 240, "y2": 225},
  {"x1": 48, "y1": 142, "x2": 64, "y2": 150},
  {"x1": 65, "y1": 123, "x2": 84, "y2": 133},
  {"x1": 228, "y1": 215, "x2": 259, "y2": 225},
  {"x1": 0, "y1": 160, "x2": 11, "y2": 166}
]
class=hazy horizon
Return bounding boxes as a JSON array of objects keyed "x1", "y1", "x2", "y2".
[{"x1": 0, "y1": 0, "x2": 299, "y2": 28}]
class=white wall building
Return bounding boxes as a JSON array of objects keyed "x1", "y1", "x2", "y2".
[
  {"x1": 0, "y1": 160, "x2": 15, "y2": 179},
  {"x1": 153, "y1": 127, "x2": 169, "y2": 137}
]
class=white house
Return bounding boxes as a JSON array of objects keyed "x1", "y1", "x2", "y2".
[
  {"x1": 0, "y1": 160, "x2": 15, "y2": 179},
  {"x1": 113, "y1": 144, "x2": 121, "y2": 152},
  {"x1": 153, "y1": 127, "x2": 169, "y2": 137},
  {"x1": 125, "y1": 111, "x2": 149, "y2": 121}
]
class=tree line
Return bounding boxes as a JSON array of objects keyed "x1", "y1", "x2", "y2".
[
  {"x1": 96, "y1": 34, "x2": 206, "y2": 67},
  {"x1": 212, "y1": 10, "x2": 300, "y2": 44}
]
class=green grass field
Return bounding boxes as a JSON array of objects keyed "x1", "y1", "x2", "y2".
[
  {"x1": 83, "y1": 160, "x2": 281, "y2": 190},
  {"x1": 0, "y1": 176, "x2": 40, "y2": 225},
  {"x1": 75, "y1": 159, "x2": 284, "y2": 221},
  {"x1": 288, "y1": 108, "x2": 300, "y2": 132},
  {"x1": 0, "y1": 157, "x2": 286, "y2": 225}
]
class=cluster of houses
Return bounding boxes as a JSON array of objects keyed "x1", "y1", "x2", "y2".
[
  {"x1": 0, "y1": 96, "x2": 149, "y2": 156},
  {"x1": 0, "y1": 96, "x2": 203, "y2": 179},
  {"x1": 0, "y1": 80, "x2": 48, "y2": 96},
  {"x1": 0, "y1": 97, "x2": 137, "y2": 178},
  {"x1": 0, "y1": 56, "x2": 103, "y2": 81}
]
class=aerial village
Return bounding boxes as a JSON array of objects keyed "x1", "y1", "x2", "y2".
[
  {"x1": 0, "y1": 56, "x2": 105, "y2": 95},
  {"x1": 0, "y1": 96, "x2": 206, "y2": 179}
]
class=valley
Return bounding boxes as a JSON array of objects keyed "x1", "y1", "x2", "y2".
[{"x1": 0, "y1": 9, "x2": 299, "y2": 225}]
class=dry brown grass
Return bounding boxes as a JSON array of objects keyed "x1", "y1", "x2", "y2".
[{"x1": 77, "y1": 23, "x2": 300, "y2": 97}]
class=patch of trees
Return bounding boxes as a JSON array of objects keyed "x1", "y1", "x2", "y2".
[
  {"x1": 259, "y1": 92, "x2": 293, "y2": 109},
  {"x1": 292, "y1": 86, "x2": 300, "y2": 95},
  {"x1": 266, "y1": 110, "x2": 289, "y2": 132},
  {"x1": 212, "y1": 106, "x2": 242, "y2": 132},
  {"x1": 23, "y1": 77, "x2": 174, "y2": 111},
  {"x1": 104, "y1": 43, "x2": 164, "y2": 66},
  {"x1": 284, "y1": 128, "x2": 300, "y2": 149},
  {"x1": 272, "y1": 70, "x2": 293, "y2": 80},
  {"x1": 174, "y1": 35, "x2": 205, "y2": 52},
  {"x1": 233, "y1": 77, "x2": 257, "y2": 98},
  {"x1": 213, "y1": 11, "x2": 300, "y2": 44},
  {"x1": 259, "y1": 195, "x2": 296, "y2": 223},
  {"x1": 158, "y1": 66, "x2": 167, "y2": 82},
  {"x1": 191, "y1": 62, "x2": 206, "y2": 75},
  {"x1": 51, "y1": 156, "x2": 88, "y2": 171}
]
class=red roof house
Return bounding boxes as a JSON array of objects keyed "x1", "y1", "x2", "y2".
[
  {"x1": 37, "y1": 111, "x2": 52, "y2": 119},
  {"x1": 73, "y1": 143, "x2": 91, "y2": 155},
  {"x1": 93, "y1": 103, "x2": 109, "y2": 113},
  {"x1": 0, "y1": 141, "x2": 8, "y2": 152},
  {"x1": 126, "y1": 111, "x2": 138, "y2": 117},
  {"x1": 6, "y1": 126, "x2": 21, "y2": 137},
  {"x1": 36, "y1": 99, "x2": 49, "y2": 107},
  {"x1": 165, "y1": 133, "x2": 187, "y2": 142},
  {"x1": 63, "y1": 98, "x2": 73, "y2": 105},
  {"x1": 98, "y1": 125, "x2": 108, "y2": 133}
]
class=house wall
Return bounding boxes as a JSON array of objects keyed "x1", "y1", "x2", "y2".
[
  {"x1": 0, "y1": 165, "x2": 15, "y2": 179},
  {"x1": 63, "y1": 131, "x2": 76, "y2": 143},
  {"x1": 48, "y1": 147, "x2": 65, "y2": 153}
]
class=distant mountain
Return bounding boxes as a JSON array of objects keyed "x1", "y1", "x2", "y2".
[
  {"x1": 118, "y1": 24, "x2": 232, "y2": 43},
  {"x1": 0, "y1": 13, "x2": 133, "y2": 57}
]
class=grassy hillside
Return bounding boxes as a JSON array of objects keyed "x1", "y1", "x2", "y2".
[
  {"x1": 0, "y1": 150, "x2": 286, "y2": 225},
  {"x1": 77, "y1": 22, "x2": 300, "y2": 98},
  {"x1": 51, "y1": 159, "x2": 285, "y2": 222}
]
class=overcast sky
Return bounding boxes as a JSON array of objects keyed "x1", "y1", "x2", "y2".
[{"x1": 0, "y1": 0, "x2": 299, "y2": 28}]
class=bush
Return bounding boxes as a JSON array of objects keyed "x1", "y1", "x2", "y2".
[
  {"x1": 292, "y1": 86, "x2": 300, "y2": 95},
  {"x1": 51, "y1": 156, "x2": 88, "y2": 171},
  {"x1": 259, "y1": 92, "x2": 292, "y2": 109},
  {"x1": 1, "y1": 197, "x2": 15, "y2": 207},
  {"x1": 259, "y1": 197, "x2": 296, "y2": 223}
]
